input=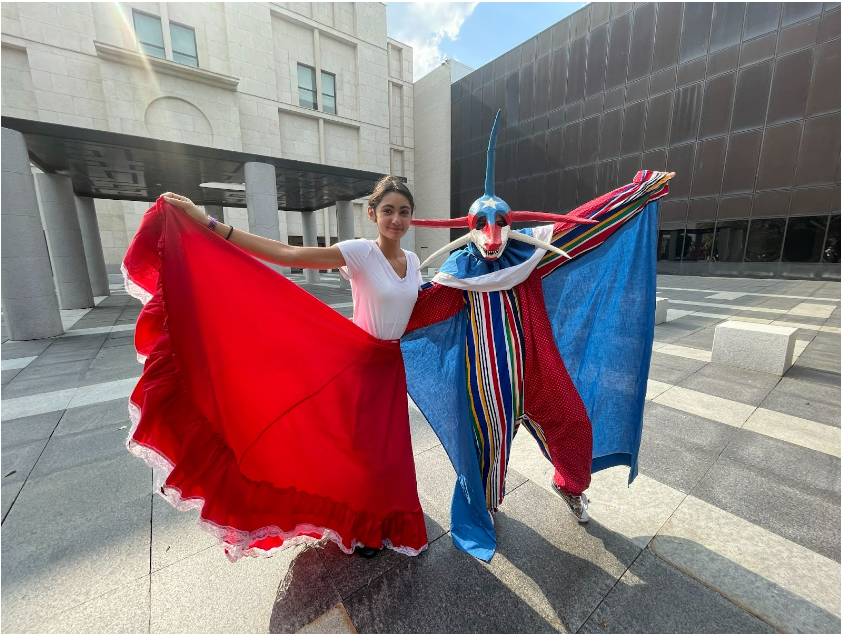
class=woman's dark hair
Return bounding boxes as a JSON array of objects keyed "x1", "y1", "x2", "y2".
[{"x1": 368, "y1": 175, "x2": 414, "y2": 214}]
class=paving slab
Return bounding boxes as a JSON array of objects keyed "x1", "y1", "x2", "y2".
[
  {"x1": 0, "y1": 339, "x2": 54, "y2": 359},
  {"x1": 0, "y1": 369, "x2": 91, "y2": 398},
  {"x1": 0, "y1": 493, "x2": 151, "y2": 633},
  {"x1": 343, "y1": 530, "x2": 560, "y2": 633},
  {"x1": 407, "y1": 405, "x2": 440, "y2": 455},
  {"x1": 647, "y1": 351, "x2": 707, "y2": 385},
  {"x1": 741, "y1": 407, "x2": 841, "y2": 458},
  {"x1": 1, "y1": 439, "x2": 46, "y2": 519},
  {"x1": 580, "y1": 549, "x2": 775, "y2": 633},
  {"x1": 29, "y1": 424, "x2": 137, "y2": 479},
  {"x1": 151, "y1": 542, "x2": 301, "y2": 633},
  {"x1": 1, "y1": 410, "x2": 63, "y2": 447},
  {"x1": 296, "y1": 603, "x2": 357, "y2": 634},
  {"x1": 693, "y1": 430, "x2": 841, "y2": 563},
  {"x1": 652, "y1": 386, "x2": 756, "y2": 428},
  {"x1": 1, "y1": 368, "x2": 21, "y2": 385},
  {"x1": 676, "y1": 362, "x2": 780, "y2": 406},
  {"x1": 54, "y1": 397, "x2": 132, "y2": 436},
  {"x1": 652, "y1": 496, "x2": 841, "y2": 634},
  {"x1": 151, "y1": 495, "x2": 218, "y2": 572},
  {"x1": 14, "y1": 576, "x2": 150, "y2": 634},
  {"x1": 636, "y1": 403, "x2": 737, "y2": 494},
  {"x1": 491, "y1": 481, "x2": 643, "y2": 631},
  {"x1": 760, "y1": 376, "x2": 841, "y2": 428}
]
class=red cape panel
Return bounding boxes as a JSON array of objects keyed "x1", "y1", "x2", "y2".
[{"x1": 122, "y1": 199, "x2": 427, "y2": 560}]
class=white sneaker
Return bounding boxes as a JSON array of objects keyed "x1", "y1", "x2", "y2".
[{"x1": 551, "y1": 481, "x2": 590, "y2": 523}]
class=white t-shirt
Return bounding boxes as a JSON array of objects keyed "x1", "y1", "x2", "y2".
[{"x1": 337, "y1": 239, "x2": 423, "y2": 340}]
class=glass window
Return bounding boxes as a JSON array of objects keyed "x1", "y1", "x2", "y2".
[
  {"x1": 133, "y1": 11, "x2": 165, "y2": 59},
  {"x1": 297, "y1": 64, "x2": 317, "y2": 110},
  {"x1": 712, "y1": 219, "x2": 749, "y2": 262},
  {"x1": 682, "y1": 223, "x2": 716, "y2": 262},
  {"x1": 782, "y1": 216, "x2": 828, "y2": 263},
  {"x1": 322, "y1": 71, "x2": 337, "y2": 115},
  {"x1": 822, "y1": 216, "x2": 841, "y2": 263},
  {"x1": 745, "y1": 218, "x2": 786, "y2": 262},
  {"x1": 658, "y1": 226, "x2": 684, "y2": 261},
  {"x1": 170, "y1": 22, "x2": 198, "y2": 67}
]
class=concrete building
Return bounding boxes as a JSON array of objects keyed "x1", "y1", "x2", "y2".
[
  {"x1": 434, "y1": 2, "x2": 841, "y2": 281},
  {"x1": 1, "y1": 1, "x2": 415, "y2": 271},
  {"x1": 413, "y1": 59, "x2": 473, "y2": 268}
]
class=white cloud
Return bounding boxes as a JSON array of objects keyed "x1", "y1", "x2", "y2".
[{"x1": 388, "y1": 2, "x2": 478, "y2": 81}]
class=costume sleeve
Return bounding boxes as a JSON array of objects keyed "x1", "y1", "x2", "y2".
[
  {"x1": 336, "y1": 239, "x2": 372, "y2": 280},
  {"x1": 404, "y1": 282, "x2": 465, "y2": 334},
  {"x1": 537, "y1": 170, "x2": 672, "y2": 278}
]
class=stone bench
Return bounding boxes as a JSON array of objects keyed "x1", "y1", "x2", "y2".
[
  {"x1": 655, "y1": 297, "x2": 669, "y2": 325},
  {"x1": 712, "y1": 320, "x2": 798, "y2": 376}
]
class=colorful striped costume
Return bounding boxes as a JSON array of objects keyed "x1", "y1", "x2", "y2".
[{"x1": 402, "y1": 170, "x2": 671, "y2": 560}]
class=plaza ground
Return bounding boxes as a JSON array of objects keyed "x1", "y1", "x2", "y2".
[{"x1": 1, "y1": 273, "x2": 840, "y2": 633}]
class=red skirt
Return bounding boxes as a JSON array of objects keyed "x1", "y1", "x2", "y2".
[{"x1": 122, "y1": 199, "x2": 427, "y2": 560}]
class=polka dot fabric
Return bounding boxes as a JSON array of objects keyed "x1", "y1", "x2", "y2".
[{"x1": 518, "y1": 272, "x2": 593, "y2": 495}]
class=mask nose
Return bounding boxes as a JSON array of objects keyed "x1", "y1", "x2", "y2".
[{"x1": 483, "y1": 223, "x2": 503, "y2": 251}]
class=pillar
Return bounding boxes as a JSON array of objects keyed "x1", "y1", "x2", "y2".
[
  {"x1": 205, "y1": 204, "x2": 224, "y2": 224},
  {"x1": 336, "y1": 200, "x2": 354, "y2": 290},
  {"x1": 301, "y1": 210, "x2": 320, "y2": 284},
  {"x1": 34, "y1": 173, "x2": 94, "y2": 310},
  {"x1": 74, "y1": 196, "x2": 110, "y2": 297},
  {"x1": 1, "y1": 128, "x2": 63, "y2": 339},
  {"x1": 244, "y1": 161, "x2": 283, "y2": 274}
]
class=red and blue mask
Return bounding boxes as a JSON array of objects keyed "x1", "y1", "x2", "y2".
[{"x1": 413, "y1": 110, "x2": 596, "y2": 266}]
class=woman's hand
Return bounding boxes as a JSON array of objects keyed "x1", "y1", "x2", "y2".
[{"x1": 161, "y1": 192, "x2": 209, "y2": 226}]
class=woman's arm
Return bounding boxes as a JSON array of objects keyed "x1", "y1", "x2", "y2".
[{"x1": 162, "y1": 193, "x2": 346, "y2": 270}]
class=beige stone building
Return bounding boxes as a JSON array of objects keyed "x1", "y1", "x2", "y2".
[{"x1": 1, "y1": 2, "x2": 414, "y2": 269}]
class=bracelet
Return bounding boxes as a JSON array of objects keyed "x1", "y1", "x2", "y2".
[
  {"x1": 225, "y1": 225, "x2": 235, "y2": 240},
  {"x1": 207, "y1": 216, "x2": 218, "y2": 231}
]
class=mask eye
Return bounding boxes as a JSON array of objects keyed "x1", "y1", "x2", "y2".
[
  {"x1": 474, "y1": 216, "x2": 487, "y2": 230},
  {"x1": 496, "y1": 218, "x2": 508, "y2": 228}
]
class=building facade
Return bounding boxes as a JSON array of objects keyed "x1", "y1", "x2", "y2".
[
  {"x1": 448, "y1": 2, "x2": 841, "y2": 280},
  {"x1": 1, "y1": 1, "x2": 414, "y2": 270}
]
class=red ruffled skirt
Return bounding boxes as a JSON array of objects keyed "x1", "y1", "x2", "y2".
[{"x1": 122, "y1": 199, "x2": 427, "y2": 560}]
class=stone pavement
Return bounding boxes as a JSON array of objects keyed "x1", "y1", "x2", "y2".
[{"x1": 2, "y1": 272, "x2": 840, "y2": 633}]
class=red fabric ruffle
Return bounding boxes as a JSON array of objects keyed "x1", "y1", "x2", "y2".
[{"x1": 122, "y1": 199, "x2": 428, "y2": 560}]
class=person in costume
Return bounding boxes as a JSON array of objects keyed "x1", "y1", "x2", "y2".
[
  {"x1": 400, "y1": 110, "x2": 674, "y2": 562},
  {"x1": 122, "y1": 175, "x2": 426, "y2": 560}
]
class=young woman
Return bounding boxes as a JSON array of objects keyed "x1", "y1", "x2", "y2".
[{"x1": 123, "y1": 176, "x2": 426, "y2": 560}]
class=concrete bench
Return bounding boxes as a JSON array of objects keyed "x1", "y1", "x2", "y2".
[
  {"x1": 712, "y1": 320, "x2": 798, "y2": 376},
  {"x1": 655, "y1": 297, "x2": 669, "y2": 325}
]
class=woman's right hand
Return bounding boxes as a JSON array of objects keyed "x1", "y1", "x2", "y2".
[{"x1": 161, "y1": 192, "x2": 209, "y2": 226}]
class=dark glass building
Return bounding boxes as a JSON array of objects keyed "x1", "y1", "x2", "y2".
[{"x1": 450, "y1": 2, "x2": 841, "y2": 280}]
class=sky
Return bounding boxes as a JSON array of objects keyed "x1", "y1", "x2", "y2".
[{"x1": 386, "y1": 2, "x2": 587, "y2": 81}]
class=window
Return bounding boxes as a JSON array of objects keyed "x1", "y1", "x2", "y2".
[
  {"x1": 783, "y1": 216, "x2": 828, "y2": 263},
  {"x1": 322, "y1": 71, "x2": 337, "y2": 115},
  {"x1": 297, "y1": 65, "x2": 317, "y2": 110},
  {"x1": 712, "y1": 220, "x2": 749, "y2": 262},
  {"x1": 824, "y1": 216, "x2": 841, "y2": 263},
  {"x1": 133, "y1": 11, "x2": 165, "y2": 59},
  {"x1": 682, "y1": 222, "x2": 716, "y2": 262},
  {"x1": 657, "y1": 226, "x2": 684, "y2": 261},
  {"x1": 170, "y1": 22, "x2": 198, "y2": 67},
  {"x1": 744, "y1": 218, "x2": 786, "y2": 262}
]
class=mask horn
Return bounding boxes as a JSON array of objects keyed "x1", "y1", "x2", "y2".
[
  {"x1": 420, "y1": 233, "x2": 471, "y2": 269},
  {"x1": 411, "y1": 216, "x2": 470, "y2": 228},
  {"x1": 485, "y1": 110, "x2": 501, "y2": 196},
  {"x1": 509, "y1": 211, "x2": 598, "y2": 225},
  {"x1": 508, "y1": 230, "x2": 571, "y2": 259}
]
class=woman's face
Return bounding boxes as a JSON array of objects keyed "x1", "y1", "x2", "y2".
[{"x1": 369, "y1": 191, "x2": 412, "y2": 242}]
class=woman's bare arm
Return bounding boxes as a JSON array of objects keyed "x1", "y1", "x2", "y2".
[{"x1": 162, "y1": 193, "x2": 346, "y2": 270}]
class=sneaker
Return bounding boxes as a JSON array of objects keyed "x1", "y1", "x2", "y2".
[{"x1": 551, "y1": 481, "x2": 590, "y2": 523}]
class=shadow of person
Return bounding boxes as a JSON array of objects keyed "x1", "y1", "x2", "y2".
[{"x1": 268, "y1": 492, "x2": 622, "y2": 634}]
